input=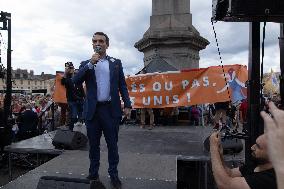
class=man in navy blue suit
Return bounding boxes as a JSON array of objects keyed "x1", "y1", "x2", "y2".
[{"x1": 73, "y1": 32, "x2": 131, "y2": 189}]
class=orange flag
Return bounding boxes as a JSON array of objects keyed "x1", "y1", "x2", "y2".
[{"x1": 53, "y1": 71, "x2": 67, "y2": 104}]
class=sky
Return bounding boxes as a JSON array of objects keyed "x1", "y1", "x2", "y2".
[{"x1": 0, "y1": 0, "x2": 282, "y2": 75}]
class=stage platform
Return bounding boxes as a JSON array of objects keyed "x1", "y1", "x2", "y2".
[{"x1": 1, "y1": 125, "x2": 244, "y2": 189}]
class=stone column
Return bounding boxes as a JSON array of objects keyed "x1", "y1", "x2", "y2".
[{"x1": 135, "y1": 0, "x2": 209, "y2": 70}]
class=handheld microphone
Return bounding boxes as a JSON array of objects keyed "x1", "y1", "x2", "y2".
[{"x1": 94, "y1": 46, "x2": 102, "y2": 54}]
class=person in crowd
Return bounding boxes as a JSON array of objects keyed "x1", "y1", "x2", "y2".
[
  {"x1": 162, "y1": 107, "x2": 174, "y2": 125},
  {"x1": 58, "y1": 103, "x2": 68, "y2": 126},
  {"x1": 53, "y1": 104, "x2": 61, "y2": 128},
  {"x1": 226, "y1": 102, "x2": 237, "y2": 130},
  {"x1": 172, "y1": 107, "x2": 179, "y2": 125},
  {"x1": 261, "y1": 101, "x2": 284, "y2": 189},
  {"x1": 213, "y1": 101, "x2": 229, "y2": 129},
  {"x1": 140, "y1": 108, "x2": 155, "y2": 129},
  {"x1": 72, "y1": 31, "x2": 131, "y2": 189},
  {"x1": 17, "y1": 104, "x2": 38, "y2": 140},
  {"x1": 61, "y1": 62, "x2": 85, "y2": 130},
  {"x1": 41, "y1": 94, "x2": 53, "y2": 112},
  {"x1": 153, "y1": 108, "x2": 163, "y2": 126},
  {"x1": 210, "y1": 132, "x2": 276, "y2": 189},
  {"x1": 239, "y1": 98, "x2": 248, "y2": 132},
  {"x1": 190, "y1": 105, "x2": 200, "y2": 126},
  {"x1": 208, "y1": 104, "x2": 216, "y2": 126}
]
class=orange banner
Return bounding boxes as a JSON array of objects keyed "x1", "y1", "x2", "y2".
[
  {"x1": 53, "y1": 65, "x2": 248, "y2": 108},
  {"x1": 126, "y1": 65, "x2": 248, "y2": 108},
  {"x1": 53, "y1": 71, "x2": 67, "y2": 104}
]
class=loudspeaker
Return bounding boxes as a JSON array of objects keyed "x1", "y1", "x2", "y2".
[
  {"x1": 177, "y1": 158, "x2": 216, "y2": 189},
  {"x1": 52, "y1": 130, "x2": 87, "y2": 150},
  {"x1": 212, "y1": 0, "x2": 284, "y2": 22},
  {"x1": 177, "y1": 157, "x2": 242, "y2": 189},
  {"x1": 36, "y1": 176, "x2": 90, "y2": 189}
]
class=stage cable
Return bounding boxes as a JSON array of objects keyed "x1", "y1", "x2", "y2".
[{"x1": 211, "y1": 18, "x2": 232, "y2": 102}]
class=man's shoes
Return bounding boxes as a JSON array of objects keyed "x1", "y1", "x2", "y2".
[
  {"x1": 87, "y1": 176, "x2": 106, "y2": 189},
  {"x1": 90, "y1": 179, "x2": 106, "y2": 189},
  {"x1": 110, "y1": 177, "x2": 122, "y2": 189}
]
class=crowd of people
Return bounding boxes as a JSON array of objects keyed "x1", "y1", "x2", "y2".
[{"x1": 0, "y1": 93, "x2": 61, "y2": 142}]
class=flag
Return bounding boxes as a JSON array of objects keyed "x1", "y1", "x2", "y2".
[{"x1": 271, "y1": 69, "x2": 279, "y2": 88}]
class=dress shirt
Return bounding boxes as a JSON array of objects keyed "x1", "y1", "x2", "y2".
[{"x1": 90, "y1": 57, "x2": 110, "y2": 102}]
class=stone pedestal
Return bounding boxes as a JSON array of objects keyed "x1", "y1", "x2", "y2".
[{"x1": 135, "y1": 0, "x2": 209, "y2": 70}]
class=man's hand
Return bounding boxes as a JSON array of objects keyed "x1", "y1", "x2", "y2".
[
  {"x1": 123, "y1": 107, "x2": 131, "y2": 119},
  {"x1": 91, "y1": 53, "x2": 100, "y2": 65},
  {"x1": 210, "y1": 132, "x2": 222, "y2": 153},
  {"x1": 261, "y1": 102, "x2": 284, "y2": 172}
]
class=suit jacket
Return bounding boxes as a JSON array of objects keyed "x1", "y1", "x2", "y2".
[
  {"x1": 61, "y1": 75, "x2": 85, "y2": 102},
  {"x1": 72, "y1": 56, "x2": 131, "y2": 120}
]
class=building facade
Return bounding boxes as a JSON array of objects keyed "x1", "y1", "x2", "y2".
[{"x1": 0, "y1": 68, "x2": 55, "y2": 94}]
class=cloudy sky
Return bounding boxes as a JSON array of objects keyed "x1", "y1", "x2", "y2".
[{"x1": 0, "y1": 0, "x2": 282, "y2": 75}]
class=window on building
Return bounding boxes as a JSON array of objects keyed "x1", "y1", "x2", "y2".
[
  {"x1": 20, "y1": 80, "x2": 23, "y2": 84},
  {"x1": 35, "y1": 81, "x2": 37, "y2": 85},
  {"x1": 28, "y1": 81, "x2": 30, "y2": 85}
]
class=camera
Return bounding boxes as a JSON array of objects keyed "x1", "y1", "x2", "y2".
[
  {"x1": 220, "y1": 128, "x2": 249, "y2": 140},
  {"x1": 65, "y1": 62, "x2": 74, "y2": 69}
]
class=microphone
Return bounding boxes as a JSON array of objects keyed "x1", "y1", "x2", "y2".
[{"x1": 94, "y1": 46, "x2": 102, "y2": 54}]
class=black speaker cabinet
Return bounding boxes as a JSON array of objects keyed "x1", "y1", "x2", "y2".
[
  {"x1": 212, "y1": 0, "x2": 284, "y2": 22},
  {"x1": 177, "y1": 156, "x2": 243, "y2": 189},
  {"x1": 52, "y1": 130, "x2": 87, "y2": 150},
  {"x1": 177, "y1": 157, "x2": 216, "y2": 189},
  {"x1": 36, "y1": 176, "x2": 90, "y2": 189}
]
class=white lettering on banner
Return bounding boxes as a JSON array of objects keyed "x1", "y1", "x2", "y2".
[
  {"x1": 154, "y1": 96, "x2": 162, "y2": 105},
  {"x1": 186, "y1": 93, "x2": 191, "y2": 102},
  {"x1": 130, "y1": 97, "x2": 135, "y2": 106},
  {"x1": 191, "y1": 79, "x2": 200, "y2": 88},
  {"x1": 130, "y1": 77, "x2": 209, "y2": 93},
  {"x1": 203, "y1": 77, "x2": 209, "y2": 87},
  {"x1": 173, "y1": 95, "x2": 179, "y2": 104},
  {"x1": 139, "y1": 84, "x2": 145, "y2": 92},
  {"x1": 182, "y1": 80, "x2": 189, "y2": 89},
  {"x1": 165, "y1": 81, "x2": 173, "y2": 91},
  {"x1": 131, "y1": 83, "x2": 137, "y2": 92},
  {"x1": 137, "y1": 96, "x2": 181, "y2": 106},
  {"x1": 143, "y1": 96, "x2": 150, "y2": 105},
  {"x1": 166, "y1": 96, "x2": 170, "y2": 104},
  {"x1": 153, "y1": 82, "x2": 161, "y2": 91}
]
